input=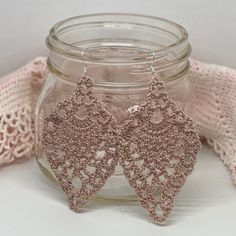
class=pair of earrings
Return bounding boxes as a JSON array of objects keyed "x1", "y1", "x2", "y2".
[{"x1": 42, "y1": 66, "x2": 201, "y2": 223}]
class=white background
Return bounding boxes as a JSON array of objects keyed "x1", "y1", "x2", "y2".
[
  {"x1": 1, "y1": 1, "x2": 236, "y2": 235},
  {"x1": 0, "y1": 0, "x2": 236, "y2": 76}
]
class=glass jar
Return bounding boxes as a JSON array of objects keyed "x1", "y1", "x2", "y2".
[{"x1": 35, "y1": 13, "x2": 191, "y2": 202}]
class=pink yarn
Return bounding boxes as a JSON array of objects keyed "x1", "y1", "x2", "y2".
[
  {"x1": 186, "y1": 59, "x2": 236, "y2": 184},
  {"x1": 0, "y1": 57, "x2": 47, "y2": 164}
]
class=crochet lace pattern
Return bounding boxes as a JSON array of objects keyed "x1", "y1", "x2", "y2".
[
  {"x1": 186, "y1": 59, "x2": 236, "y2": 183},
  {"x1": 0, "y1": 57, "x2": 236, "y2": 185},
  {"x1": 118, "y1": 74, "x2": 201, "y2": 222},
  {"x1": 0, "y1": 57, "x2": 47, "y2": 165},
  {"x1": 41, "y1": 72, "x2": 201, "y2": 223},
  {"x1": 42, "y1": 74, "x2": 119, "y2": 211}
]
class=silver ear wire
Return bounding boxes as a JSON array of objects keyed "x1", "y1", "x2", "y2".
[
  {"x1": 81, "y1": 50, "x2": 87, "y2": 75},
  {"x1": 150, "y1": 51, "x2": 158, "y2": 77}
]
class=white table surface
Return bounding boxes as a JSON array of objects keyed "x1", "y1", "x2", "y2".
[{"x1": 0, "y1": 145, "x2": 236, "y2": 236}]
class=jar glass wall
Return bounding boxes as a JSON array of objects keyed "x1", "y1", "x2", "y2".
[{"x1": 35, "y1": 13, "x2": 191, "y2": 201}]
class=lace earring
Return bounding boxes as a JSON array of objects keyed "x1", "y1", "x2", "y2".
[
  {"x1": 118, "y1": 62, "x2": 201, "y2": 223},
  {"x1": 42, "y1": 66, "x2": 119, "y2": 211},
  {"x1": 42, "y1": 54, "x2": 201, "y2": 224}
]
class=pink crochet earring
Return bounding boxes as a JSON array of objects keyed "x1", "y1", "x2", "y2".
[
  {"x1": 42, "y1": 67, "x2": 119, "y2": 211},
  {"x1": 42, "y1": 55, "x2": 201, "y2": 223},
  {"x1": 118, "y1": 65, "x2": 201, "y2": 223}
]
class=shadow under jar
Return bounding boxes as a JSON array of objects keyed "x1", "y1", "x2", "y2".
[{"x1": 35, "y1": 13, "x2": 192, "y2": 202}]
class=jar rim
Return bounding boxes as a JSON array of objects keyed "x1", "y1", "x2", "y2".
[{"x1": 46, "y1": 13, "x2": 189, "y2": 65}]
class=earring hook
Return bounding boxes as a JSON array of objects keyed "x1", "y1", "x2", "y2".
[
  {"x1": 81, "y1": 49, "x2": 87, "y2": 75},
  {"x1": 150, "y1": 51, "x2": 158, "y2": 76}
]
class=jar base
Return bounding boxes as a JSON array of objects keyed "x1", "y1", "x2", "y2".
[{"x1": 36, "y1": 157, "x2": 140, "y2": 203}]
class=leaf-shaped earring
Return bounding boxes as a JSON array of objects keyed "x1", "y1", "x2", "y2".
[
  {"x1": 41, "y1": 55, "x2": 201, "y2": 223},
  {"x1": 42, "y1": 69, "x2": 119, "y2": 211},
  {"x1": 118, "y1": 66, "x2": 201, "y2": 223}
]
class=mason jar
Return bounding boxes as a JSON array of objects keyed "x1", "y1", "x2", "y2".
[{"x1": 35, "y1": 13, "x2": 191, "y2": 202}]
